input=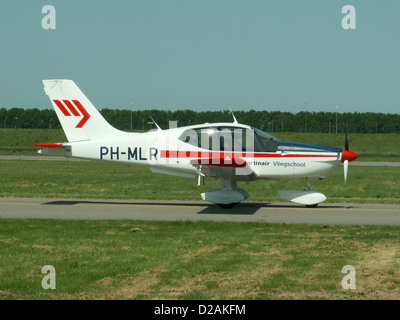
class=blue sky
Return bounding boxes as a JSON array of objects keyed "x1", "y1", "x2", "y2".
[{"x1": 1, "y1": 1, "x2": 400, "y2": 114}]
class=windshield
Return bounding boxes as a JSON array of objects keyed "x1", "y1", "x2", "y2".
[{"x1": 252, "y1": 127, "x2": 280, "y2": 152}]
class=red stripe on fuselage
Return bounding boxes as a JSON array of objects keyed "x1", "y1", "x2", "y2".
[{"x1": 160, "y1": 150, "x2": 337, "y2": 159}]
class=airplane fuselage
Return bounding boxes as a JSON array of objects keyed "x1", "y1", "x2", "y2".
[
  {"x1": 60, "y1": 123, "x2": 343, "y2": 182},
  {"x1": 36, "y1": 80, "x2": 358, "y2": 207}
]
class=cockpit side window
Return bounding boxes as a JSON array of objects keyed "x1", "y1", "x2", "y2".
[
  {"x1": 178, "y1": 126, "x2": 279, "y2": 152},
  {"x1": 179, "y1": 127, "x2": 246, "y2": 151}
]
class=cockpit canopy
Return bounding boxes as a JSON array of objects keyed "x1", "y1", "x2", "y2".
[{"x1": 178, "y1": 125, "x2": 280, "y2": 152}]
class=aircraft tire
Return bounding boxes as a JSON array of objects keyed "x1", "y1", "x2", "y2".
[{"x1": 218, "y1": 202, "x2": 239, "y2": 209}]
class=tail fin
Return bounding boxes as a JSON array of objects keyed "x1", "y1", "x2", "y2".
[{"x1": 43, "y1": 79, "x2": 124, "y2": 142}]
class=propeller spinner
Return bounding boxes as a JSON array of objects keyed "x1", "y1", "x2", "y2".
[{"x1": 342, "y1": 131, "x2": 358, "y2": 185}]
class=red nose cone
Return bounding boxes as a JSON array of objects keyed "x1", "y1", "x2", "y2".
[{"x1": 342, "y1": 149, "x2": 358, "y2": 162}]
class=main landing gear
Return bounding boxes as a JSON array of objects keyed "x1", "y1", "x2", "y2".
[
  {"x1": 201, "y1": 179, "x2": 250, "y2": 209},
  {"x1": 202, "y1": 178, "x2": 326, "y2": 209}
]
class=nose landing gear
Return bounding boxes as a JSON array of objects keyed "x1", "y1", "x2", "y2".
[{"x1": 279, "y1": 179, "x2": 326, "y2": 207}]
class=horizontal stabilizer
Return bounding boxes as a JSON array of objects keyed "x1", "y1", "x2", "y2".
[
  {"x1": 31, "y1": 142, "x2": 71, "y2": 157},
  {"x1": 31, "y1": 143, "x2": 65, "y2": 148}
]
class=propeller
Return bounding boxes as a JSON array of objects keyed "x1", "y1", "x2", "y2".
[
  {"x1": 342, "y1": 128, "x2": 359, "y2": 185},
  {"x1": 344, "y1": 130, "x2": 349, "y2": 185},
  {"x1": 344, "y1": 159, "x2": 349, "y2": 185}
]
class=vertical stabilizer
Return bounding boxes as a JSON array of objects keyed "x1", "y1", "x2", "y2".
[{"x1": 43, "y1": 79, "x2": 125, "y2": 142}]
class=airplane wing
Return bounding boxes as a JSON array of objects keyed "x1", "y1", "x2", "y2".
[
  {"x1": 190, "y1": 156, "x2": 246, "y2": 167},
  {"x1": 190, "y1": 156, "x2": 256, "y2": 180}
]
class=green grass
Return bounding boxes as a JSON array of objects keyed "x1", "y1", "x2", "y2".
[
  {"x1": 278, "y1": 132, "x2": 400, "y2": 162},
  {"x1": 1, "y1": 219, "x2": 400, "y2": 300},
  {"x1": 1, "y1": 130, "x2": 400, "y2": 300},
  {"x1": 1, "y1": 160, "x2": 400, "y2": 203},
  {"x1": 1, "y1": 129, "x2": 400, "y2": 161},
  {"x1": 2, "y1": 129, "x2": 397, "y2": 203},
  {"x1": 0, "y1": 129, "x2": 67, "y2": 155}
]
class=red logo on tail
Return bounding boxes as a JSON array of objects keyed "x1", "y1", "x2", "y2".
[{"x1": 53, "y1": 100, "x2": 91, "y2": 128}]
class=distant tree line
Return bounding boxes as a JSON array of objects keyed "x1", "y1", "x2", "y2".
[{"x1": 1, "y1": 107, "x2": 399, "y2": 134}]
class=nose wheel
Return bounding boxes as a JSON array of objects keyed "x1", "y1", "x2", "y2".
[
  {"x1": 305, "y1": 179, "x2": 312, "y2": 192},
  {"x1": 304, "y1": 179, "x2": 318, "y2": 207},
  {"x1": 279, "y1": 178, "x2": 326, "y2": 207}
]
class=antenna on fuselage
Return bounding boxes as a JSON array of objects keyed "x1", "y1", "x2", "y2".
[
  {"x1": 229, "y1": 107, "x2": 238, "y2": 124},
  {"x1": 150, "y1": 116, "x2": 162, "y2": 131}
]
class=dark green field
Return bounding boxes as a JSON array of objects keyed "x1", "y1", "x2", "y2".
[
  {"x1": 1, "y1": 129, "x2": 400, "y2": 300},
  {"x1": 0, "y1": 160, "x2": 399, "y2": 203},
  {"x1": 1, "y1": 128, "x2": 400, "y2": 161}
]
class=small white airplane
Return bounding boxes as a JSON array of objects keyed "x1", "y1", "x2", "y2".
[{"x1": 33, "y1": 80, "x2": 358, "y2": 208}]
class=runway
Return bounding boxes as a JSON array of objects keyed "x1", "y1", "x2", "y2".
[{"x1": 1, "y1": 197, "x2": 400, "y2": 226}]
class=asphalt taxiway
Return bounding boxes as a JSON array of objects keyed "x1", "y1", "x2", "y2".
[{"x1": 1, "y1": 197, "x2": 400, "y2": 226}]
